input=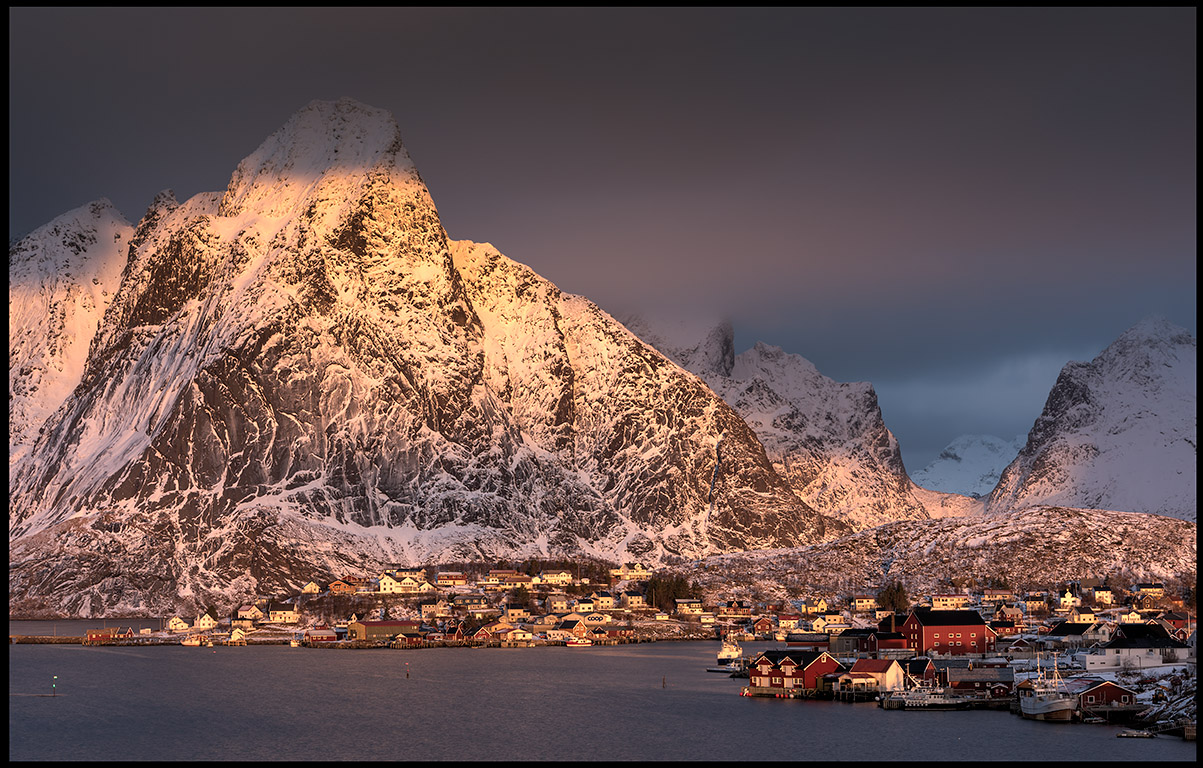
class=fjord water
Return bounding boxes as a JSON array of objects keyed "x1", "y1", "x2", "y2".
[{"x1": 8, "y1": 634, "x2": 1196, "y2": 761}]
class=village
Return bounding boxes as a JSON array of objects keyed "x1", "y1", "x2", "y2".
[{"x1": 68, "y1": 562, "x2": 1196, "y2": 738}]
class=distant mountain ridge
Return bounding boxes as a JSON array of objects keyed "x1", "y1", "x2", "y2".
[
  {"x1": 624, "y1": 315, "x2": 980, "y2": 530},
  {"x1": 987, "y1": 317, "x2": 1195, "y2": 522},
  {"x1": 911, "y1": 434, "x2": 1026, "y2": 498}
]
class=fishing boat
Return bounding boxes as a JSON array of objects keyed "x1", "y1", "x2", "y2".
[
  {"x1": 290, "y1": 635, "x2": 302, "y2": 648},
  {"x1": 878, "y1": 687, "x2": 974, "y2": 710},
  {"x1": 565, "y1": 637, "x2": 593, "y2": 647},
  {"x1": 1116, "y1": 729, "x2": 1155, "y2": 738},
  {"x1": 716, "y1": 634, "x2": 742, "y2": 665},
  {"x1": 181, "y1": 635, "x2": 204, "y2": 646},
  {"x1": 1019, "y1": 653, "x2": 1077, "y2": 722}
]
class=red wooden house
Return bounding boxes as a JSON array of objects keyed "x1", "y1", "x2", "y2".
[
  {"x1": 748, "y1": 650, "x2": 844, "y2": 693},
  {"x1": 901, "y1": 608, "x2": 996, "y2": 656},
  {"x1": 1075, "y1": 680, "x2": 1139, "y2": 711}
]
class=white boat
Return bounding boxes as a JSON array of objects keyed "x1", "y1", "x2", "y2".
[
  {"x1": 706, "y1": 662, "x2": 743, "y2": 674},
  {"x1": 878, "y1": 687, "x2": 974, "y2": 710},
  {"x1": 1019, "y1": 654, "x2": 1077, "y2": 722},
  {"x1": 717, "y1": 635, "x2": 742, "y2": 665},
  {"x1": 181, "y1": 635, "x2": 205, "y2": 646},
  {"x1": 565, "y1": 637, "x2": 593, "y2": 647}
]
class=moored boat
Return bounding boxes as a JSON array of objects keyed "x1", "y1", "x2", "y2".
[
  {"x1": 1019, "y1": 654, "x2": 1077, "y2": 722},
  {"x1": 566, "y1": 637, "x2": 593, "y2": 647},
  {"x1": 181, "y1": 635, "x2": 204, "y2": 646},
  {"x1": 878, "y1": 688, "x2": 974, "y2": 710}
]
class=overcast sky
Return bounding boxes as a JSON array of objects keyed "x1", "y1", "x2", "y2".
[{"x1": 9, "y1": 7, "x2": 1196, "y2": 470}]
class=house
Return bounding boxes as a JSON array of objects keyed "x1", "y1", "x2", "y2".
[
  {"x1": 609, "y1": 563, "x2": 653, "y2": 582},
  {"x1": 715, "y1": 600, "x2": 754, "y2": 618},
  {"x1": 800, "y1": 598, "x2": 828, "y2": 616},
  {"x1": 852, "y1": 596, "x2": 877, "y2": 613},
  {"x1": 420, "y1": 599, "x2": 452, "y2": 620},
  {"x1": 348, "y1": 619, "x2": 422, "y2": 641},
  {"x1": 947, "y1": 665, "x2": 1014, "y2": 698},
  {"x1": 501, "y1": 573, "x2": 534, "y2": 591},
  {"x1": 266, "y1": 602, "x2": 300, "y2": 624},
  {"x1": 674, "y1": 599, "x2": 704, "y2": 616},
  {"x1": 299, "y1": 581, "x2": 324, "y2": 595},
  {"x1": 1041, "y1": 621, "x2": 1107, "y2": 650},
  {"x1": 747, "y1": 650, "x2": 845, "y2": 693},
  {"x1": 590, "y1": 592, "x2": 615, "y2": 611},
  {"x1": 503, "y1": 604, "x2": 531, "y2": 623},
  {"x1": 1084, "y1": 623, "x2": 1190, "y2": 670},
  {"x1": 868, "y1": 631, "x2": 909, "y2": 657},
  {"x1": 498, "y1": 626, "x2": 533, "y2": 645},
  {"x1": 376, "y1": 573, "x2": 408, "y2": 594},
  {"x1": 538, "y1": 570, "x2": 575, "y2": 587},
  {"x1": 237, "y1": 604, "x2": 264, "y2": 621},
  {"x1": 452, "y1": 593, "x2": 491, "y2": 613},
  {"x1": 1090, "y1": 587, "x2": 1114, "y2": 605},
  {"x1": 574, "y1": 599, "x2": 596, "y2": 614},
  {"x1": 776, "y1": 613, "x2": 801, "y2": 630},
  {"x1": 1156, "y1": 611, "x2": 1191, "y2": 632},
  {"x1": 85, "y1": 628, "x2": 118, "y2": 645},
  {"x1": 619, "y1": 592, "x2": 647, "y2": 610},
  {"x1": 784, "y1": 632, "x2": 830, "y2": 651},
  {"x1": 828, "y1": 628, "x2": 876, "y2": 655},
  {"x1": 167, "y1": 616, "x2": 191, "y2": 632},
  {"x1": 1057, "y1": 589, "x2": 1081, "y2": 612},
  {"x1": 544, "y1": 594, "x2": 571, "y2": 613},
  {"x1": 435, "y1": 572, "x2": 468, "y2": 587},
  {"x1": 1132, "y1": 582, "x2": 1165, "y2": 599},
  {"x1": 328, "y1": 579, "x2": 358, "y2": 595},
  {"x1": 699, "y1": 613, "x2": 716, "y2": 626},
  {"x1": 1075, "y1": 679, "x2": 1140, "y2": 713},
  {"x1": 195, "y1": 610, "x2": 221, "y2": 631},
  {"x1": 981, "y1": 588, "x2": 1014, "y2": 604},
  {"x1": 988, "y1": 620, "x2": 1020, "y2": 638},
  {"x1": 900, "y1": 608, "x2": 996, "y2": 656},
  {"x1": 842, "y1": 659, "x2": 905, "y2": 692},
  {"x1": 930, "y1": 594, "x2": 971, "y2": 611},
  {"x1": 557, "y1": 619, "x2": 589, "y2": 638},
  {"x1": 751, "y1": 616, "x2": 775, "y2": 636}
]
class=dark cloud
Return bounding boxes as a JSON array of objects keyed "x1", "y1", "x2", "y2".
[{"x1": 9, "y1": 7, "x2": 1195, "y2": 470}]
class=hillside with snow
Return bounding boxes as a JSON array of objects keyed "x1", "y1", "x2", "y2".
[
  {"x1": 987, "y1": 317, "x2": 1196, "y2": 522},
  {"x1": 911, "y1": 434, "x2": 1026, "y2": 497},
  {"x1": 670, "y1": 506, "x2": 1197, "y2": 603}
]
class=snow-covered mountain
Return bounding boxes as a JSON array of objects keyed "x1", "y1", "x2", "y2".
[
  {"x1": 9, "y1": 200, "x2": 133, "y2": 462},
  {"x1": 670, "y1": 506, "x2": 1197, "y2": 602},
  {"x1": 987, "y1": 318, "x2": 1196, "y2": 522},
  {"x1": 624, "y1": 315, "x2": 980, "y2": 530},
  {"x1": 911, "y1": 434, "x2": 1026, "y2": 498},
  {"x1": 8, "y1": 98, "x2": 844, "y2": 617}
]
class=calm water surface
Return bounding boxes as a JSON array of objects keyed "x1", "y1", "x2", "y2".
[{"x1": 8, "y1": 629, "x2": 1197, "y2": 761}]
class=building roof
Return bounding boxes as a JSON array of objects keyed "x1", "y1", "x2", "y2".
[
  {"x1": 1045, "y1": 621, "x2": 1098, "y2": 637},
  {"x1": 849, "y1": 659, "x2": 898, "y2": 673},
  {"x1": 909, "y1": 608, "x2": 988, "y2": 627},
  {"x1": 753, "y1": 649, "x2": 842, "y2": 670}
]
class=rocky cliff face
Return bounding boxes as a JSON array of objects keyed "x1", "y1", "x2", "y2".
[
  {"x1": 987, "y1": 317, "x2": 1196, "y2": 522},
  {"x1": 9, "y1": 199, "x2": 132, "y2": 461},
  {"x1": 8, "y1": 99, "x2": 841, "y2": 617},
  {"x1": 625, "y1": 316, "x2": 978, "y2": 530}
]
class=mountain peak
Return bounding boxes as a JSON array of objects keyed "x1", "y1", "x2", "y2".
[{"x1": 217, "y1": 97, "x2": 419, "y2": 219}]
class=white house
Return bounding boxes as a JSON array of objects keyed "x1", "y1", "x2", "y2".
[{"x1": 167, "y1": 616, "x2": 191, "y2": 632}]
